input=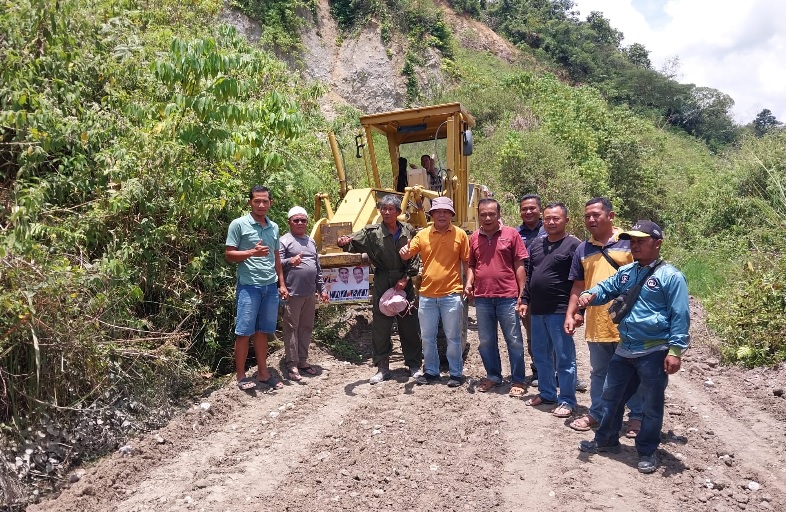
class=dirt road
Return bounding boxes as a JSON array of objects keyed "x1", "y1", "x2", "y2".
[{"x1": 31, "y1": 303, "x2": 786, "y2": 512}]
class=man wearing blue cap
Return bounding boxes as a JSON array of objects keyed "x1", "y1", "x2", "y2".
[{"x1": 576, "y1": 220, "x2": 690, "y2": 474}]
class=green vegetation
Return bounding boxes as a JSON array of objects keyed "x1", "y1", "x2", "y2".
[
  {"x1": 231, "y1": 0, "x2": 317, "y2": 51},
  {"x1": 3, "y1": 0, "x2": 786, "y2": 498},
  {"x1": 0, "y1": 0, "x2": 335, "y2": 448}
]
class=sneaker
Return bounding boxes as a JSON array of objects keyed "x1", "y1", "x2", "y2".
[
  {"x1": 369, "y1": 369, "x2": 391, "y2": 385},
  {"x1": 575, "y1": 378, "x2": 588, "y2": 392},
  {"x1": 524, "y1": 373, "x2": 538, "y2": 386},
  {"x1": 638, "y1": 453, "x2": 659, "y2": 474},
  {"x1": 447, "y1": 376, "x2": 464, "y2": 387},
  {"x1": 415, "y1": 373, "x2": 439, "y2": 385},
  {"x1": 409, "y1": 367, "x2": 424, "y2": 379},
  {"x1": 578, "y1": 440, "x2": 622, "y2": 454}
]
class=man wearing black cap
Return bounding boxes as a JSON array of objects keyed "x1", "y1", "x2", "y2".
[{"x1": 576, "y1": 220, "x2": 690, "y2": 474}]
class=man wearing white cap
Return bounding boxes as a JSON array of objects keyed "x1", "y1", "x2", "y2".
[
  {"x1": 279, "y1": 206, "x2": 329, "y2": 381},
  {"x1": 400, "y1": 197, "x2": 469, "y2": 387}
]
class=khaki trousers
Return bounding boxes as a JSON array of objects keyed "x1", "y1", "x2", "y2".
[{"x1": 283, "y1": 294, "x2": 316, "y2": 370}]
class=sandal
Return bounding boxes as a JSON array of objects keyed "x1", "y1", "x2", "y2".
[
  {"x1": 237, "y1": 377, "x2": 256, "y2": 391},
  {"x1": 298, "y1": 366, "x2": 318, "y2": 376},
  {"x1": 552, "y1": 403, "x2": 573, "y2": 418},
  {"x1": 625, "y1": 419, "x2": 641, "y2": 438},
  {"x1": 508, "y1": 382, "x2": 527, "y2": 398},
  {"x1": 258, "y1": 375, "x2": 284, "y2": 390},
  {"x1": 524, "y1": 394, "x2": 556, "y2": 406},
  {"x1": 288, "y1": 370, "x2": 302, "y2": 381},
  {"x1": 477, "y1": 378, "x2": 499, "y2": 393},
  {"x1": 569, "y1": 414, "x2": 598, "y2": 431}
]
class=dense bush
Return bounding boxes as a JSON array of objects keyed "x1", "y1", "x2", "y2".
[{"x1": 0, "y1": 0, "x2": 334, "y2": 446}]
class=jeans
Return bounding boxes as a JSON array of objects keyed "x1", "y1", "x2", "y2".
[
  {"x1": 530, "y1": 314, "x2": 577, "y2": 408},
  {"x1": 475, "y1": 297, "x2": 526, "y2": 384},
  {"x1": 235, "y1": 283, "x2": 280, "y2": 335},
  {"x1": 594, "y1": 350, "x2": 669, "y2": 456},
  {"x1": 587, "y1": 342, "x2": 643, "y2": 422},
  {"x1": 419, "y1": 294, "x2": 464, "y2": 377}
]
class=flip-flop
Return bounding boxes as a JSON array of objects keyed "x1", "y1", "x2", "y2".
[
  {"x1": 259, "y1": 375, "x2": 284, "y2": 390},
  {"x1": 477, "y1": 378, "x2": 499, "y2": 393},
  {"x1": 237, "y1": 377, "x2": 256, "y2": 391},
  {"x1": 625, "y1": 419, "x2": 642, "y2": 438},
  {"x1": 552, "y1": 403, "x2": 573, "y2": 418},
  {"x1": 508, "y1": 383, "x2": 527, "y2": 398},
  {"x1": 524, "y1": 394, "x2": 556, "y2": 406},
  {"x1": 298, "y1": 366, "x2": 318, "y2": 376},
  {"x1": 288, "y1": 370, "x2": 302, "y2": 381},
  {"x1": 569, "y1": 414, "x2": 598, "y2": 431}
]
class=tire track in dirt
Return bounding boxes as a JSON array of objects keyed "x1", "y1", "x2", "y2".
[
  {"x1": 31, "y1": 305, "x2": 786, "y2": 512},
  {"x1": 499, "y1": 337, "x2": 685, "y2": 512}
]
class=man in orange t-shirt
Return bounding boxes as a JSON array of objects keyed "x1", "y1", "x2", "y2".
[{"x1": 400, "y1": 197, "x2": 469, "y2": 387}]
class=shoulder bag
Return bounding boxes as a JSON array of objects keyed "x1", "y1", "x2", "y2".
[{"x1": 607, "y1": 261, "x2": 663, "y2": 324}]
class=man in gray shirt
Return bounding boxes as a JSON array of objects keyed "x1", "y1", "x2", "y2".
[{"x1": 279, "y1": 206, "x2": 329, "y2": 381}]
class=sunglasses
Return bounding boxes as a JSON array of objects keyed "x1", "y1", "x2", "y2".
[{"x1": 290, "y1": 218, "x2": 308, "y2": 224}]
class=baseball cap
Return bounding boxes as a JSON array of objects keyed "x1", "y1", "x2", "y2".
[
  {"x1": 379, "y1": 288, "x2": 410, "y2": 317},
  {"x1": 287, "y1": 206, "x2": 308, "y2": 219},
  {"x1": 429, "y1": 196, "x2": 455, "y2": 215},
  {"x1": 619, "y1": 220, "x2": 663, "y2": 240}
]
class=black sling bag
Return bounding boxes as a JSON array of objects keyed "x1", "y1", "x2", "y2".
[{"x1": 607, "y1": 261, "x2": 663, "y2": 324}]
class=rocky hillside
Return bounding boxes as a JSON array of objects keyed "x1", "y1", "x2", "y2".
[{"x1": 222, "y1": 0, "x2": 521, "y2": 115}]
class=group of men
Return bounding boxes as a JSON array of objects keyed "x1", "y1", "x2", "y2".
[{"x1": 226, "y1": 185, "x2": 690, "y2": 475}]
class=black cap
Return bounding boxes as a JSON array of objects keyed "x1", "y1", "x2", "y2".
[{"x1": 619, "y1": 220, "x2": 663, "y2": 240}]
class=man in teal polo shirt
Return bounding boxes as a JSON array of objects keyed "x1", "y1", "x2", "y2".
[{"x1": 225, "y1": 185, "x2": 288, "y2": 391}]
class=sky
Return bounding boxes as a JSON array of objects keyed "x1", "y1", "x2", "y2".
[{"x1": 573, "y1": 0, "x2": 786, "y2": 124}]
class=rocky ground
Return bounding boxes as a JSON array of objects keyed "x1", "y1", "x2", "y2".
[{"x1": 25, "y1": 299, "x2": 786, "y2": 512}]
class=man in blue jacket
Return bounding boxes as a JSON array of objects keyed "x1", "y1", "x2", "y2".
[{"x1": 576, "y1": 220, "x2": 690, "y2": 474}]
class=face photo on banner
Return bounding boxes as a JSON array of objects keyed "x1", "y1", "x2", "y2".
[{"x1": 325, "y1": 266, "x2": 370, "y2": 303}]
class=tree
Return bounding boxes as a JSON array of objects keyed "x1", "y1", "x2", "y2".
[
  {"x1": 752, "y1": 109, "x2": 782, "y2": 137},
  {"x1": 624, "y1": 43, "x2": 651, "y2": 69},
  {"x1": 670, "y1": 86, "x2": 738, "y2": 150}
]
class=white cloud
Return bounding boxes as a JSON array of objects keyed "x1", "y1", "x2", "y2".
[{"x1": 574, "y1": 0, "x2": 786, "y2": 124}]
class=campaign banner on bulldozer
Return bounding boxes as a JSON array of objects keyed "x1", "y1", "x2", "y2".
[{"x1": 324, "y1": 266, "x2": 370, "y2": 304}]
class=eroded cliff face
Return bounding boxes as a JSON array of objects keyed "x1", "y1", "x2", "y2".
[{"x1": 221, "y1": 0, "x2": 521, "y2": 117}]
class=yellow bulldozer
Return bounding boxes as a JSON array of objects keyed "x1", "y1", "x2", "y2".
[{"x1": 309, "y1": 102, "x2": 491, "y2": 361}]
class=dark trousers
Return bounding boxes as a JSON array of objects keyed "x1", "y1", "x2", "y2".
[
  {"x1": 523, "y1": 309, "x2": 537, "y2": 374},
  {"x1": 594, "y1": 350, "x2": 669, "y2": 456},
  {"x1": 371, "y1": 271, "x2": 422, "y2": 368}
]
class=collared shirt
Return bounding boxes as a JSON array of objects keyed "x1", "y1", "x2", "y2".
[
  {"x1": 469, "y1": 225, "x2": 528, "y2": 298},
  {"x1": 226, "y1": 214, "x2": 279, "y2": 286},
  {"x1": 408, "y1": 224, "x2": 469, "y2": 298},
  {"x1": 522, "y1": 234, "x2": 581, "y2": 315},
  {"x1": 279, "y1": 232, "x2": 326, "y2": 296},
  {"x1": 517, "y1": 220, "x2": 546, "y2": 251},
  {"x1": 587, "y1": 261, "x2": 690, "y2": 357},
  {"x1": 569, "y1": 229, "x2": 632, "y2": 342},
  {"x1": 346, "y1": 221, "x2": 419, "y2": 278}
]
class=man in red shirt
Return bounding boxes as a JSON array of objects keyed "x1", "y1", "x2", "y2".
[{"x1": 465, "y1": 198, "x2": 529, "y2": 396}]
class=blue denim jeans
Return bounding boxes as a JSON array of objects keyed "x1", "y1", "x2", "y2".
[
  {"x1": 235, "y1": 283, "x2": 280, "y2": 335},
  {"x1": 593, "y1": 350, "x2": 669, "y2": 456},
  {"x1": 530, "y1": 314, "x2": 577, "y2": 408},
  {"x1": 419, "y1": 294, "x2": 464, "y2": 378},
  {"x1": 475, "y1": 297, "x2": 526, "y2": 384},
  {"x1": 587, "y1": 342, "x2": 643, "y2": 422}
]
